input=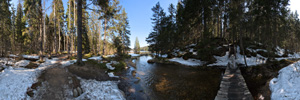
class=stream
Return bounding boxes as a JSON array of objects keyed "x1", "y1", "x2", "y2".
[{"x1": 119, "y1": 56, "x2": 223, "y2": 100}]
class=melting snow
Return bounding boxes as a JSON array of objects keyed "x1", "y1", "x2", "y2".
[
  {"x1": 0, "y1": 58, "x2": 58, "y2": 100},
  {"x1": 169, "y1": 57, "x2": 204, "y2": 66},
  {"x1": 88, "y1": 56, "x2": 102, "y2": 60},
  {"x1": 106, "y1": 62, "x2": 115, "y2": 70},
  {"x1": 270, "y1": 61, "x2": 300, "y2": 100},
  {"x1": 129, "y1": 53, "x2": 140, "y2": 57},
  {"x1": 208, "y1": 46, "x2": 267, "y2": 66},
  {"x1": 9, "y1": 54, "x2": 18, "y2": 58},
  {"x1": 22, "y1": 55, "x2": 39, "y2": 59},
  {"x1": 76, "y1": 79, "x2": 125, "y2": 100},
  {"x1": 108, "y1": 72, "x2": 119, "y2": 78},
  {"x1": 14, "y1": 60, "x2": 30, "y2": 67}
]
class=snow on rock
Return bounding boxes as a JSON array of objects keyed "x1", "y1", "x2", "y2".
[
  {"x1": 270, "y1": 61, "x2": 300, "y2": 100},
  {"x1": 106, "y1": 63, "x2": 115, "y2": 70},
  {"x1": 82, "y1": 59, "x2": 87, "y2": 62},
  {"x1": 22, "y1": 55, "x2": 39, "y2": 59},
  {"x1": 9, "y1": 54, "x2": 18, "y2": 58},
  {"x1": 129, "y1": 53, "x2": 140, "y2": 57},
  {"x1": 15, "y1": 60, "x2": 30, "y2": 67},
  {"x1": 108, "y1": 72, "x2": 119, "y2": 78},
  {"x1": 247, "y1": 48, "x2": 267, "y2": 53},
  {"x1": 0, "y1": 58, "x2": 58, "y2": 100},
  {"x1": 152, "y1": 53, "x2": 168, "y2": 58},
  {"x1": 0, "y1": 58, "x2": 15, "y2": 65},
  {"x1": 76, "y1": 79, "x2": 125, "y2": 100},
  {"x1": 276, "y1": 46, "x2": 285, "y2": 56},
  {"x1": 275, "y1": 46, "x2": 300, "y2": 60},
  {"x1": 169, "y1": 57, "x2": 204, "y2": 66},
  {"x1": 88, "y1": 56, "x2": 102, "y2": 60},
  {"x1": 208, "y1": 52, "x2": 230, "y2": 66},
  {"x1": 105, "y1": 55, "x2": 116, "y2": 58},
  {"x1": 208, "y1": 46, "x2": 267, "y2": 66},
  {"x1": 60, "y1": 60, "x2": 76, "y2": 67}
]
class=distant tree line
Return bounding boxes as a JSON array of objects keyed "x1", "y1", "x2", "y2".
[{"x1": 147, "y1": 0, "x2": 300, "y2": 55}]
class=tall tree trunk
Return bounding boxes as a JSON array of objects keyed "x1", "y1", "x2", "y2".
[
  {"x1": 103, "y1": 18, "x2": 107, "y2": 55},
  {"x1": 68, "y1": 0, "x2": 71, "y2": 54},
  {"x1": 58, "y1": 23, "x2": 61, "y2": 52},
  {"x1": 54, "y1": 3, "x2": 57, "y2": 54},
  {"x1": 39, "y1": 17, "x2": 43, "y2": 61},
  {"x1": 74, "y1": 0, "x2": 76, "y2": 53},
  {"x1": 240, "y1": 30, "x2": 247, "y2": 67},
  {"x1": 76, "y1": 0, "x2": 83, "y2": 65},
  {"x1": 43, "y1": 0, "x2": 46, "y2": 54},
  {"x1": 98, "y1": 28, "x2": 101, "y2": 55},
  {"x1": 39, "y1": 2, "x2": 44, "y2": 61}
]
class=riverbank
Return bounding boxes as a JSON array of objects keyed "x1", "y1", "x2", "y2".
[{"x1": 240, "y1": 59, "x2": 298, "y2": 99}]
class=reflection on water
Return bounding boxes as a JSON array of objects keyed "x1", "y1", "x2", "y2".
[{"x1": 122, "y1": 56, "x2": 223, "y2": 100}]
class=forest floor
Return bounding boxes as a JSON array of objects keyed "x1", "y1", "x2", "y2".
[{"x1": 0, "y1": 54, "x2": 126, "y2": 100}]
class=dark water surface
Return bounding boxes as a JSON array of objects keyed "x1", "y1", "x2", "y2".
[{"x1": 120, "y1": 56, "x2": 223, "y2": 100}]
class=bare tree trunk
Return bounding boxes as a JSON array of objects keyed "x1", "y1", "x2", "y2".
[
  {"x1": 58, "y1": 23, "x2": 61, "y2": 52},
  {"x1": 39, "y1": 17, "x2": 43, "y2": 61},
  {"x1": 54, "y1": 3, "x2": 57, "y2": 54},
  {"x1": 102, "y1": 19, "x2": 107, "y2": 55},
  {"x1": 74, "y1": 0, "x2": 76, "y2": 53},
  {"x1": 68, "y1": 0, "x2": 71, "y2": 54},
  {"x1": 43, "y1": 0, "x2": 46, "y2": 55},
  {"x1": 76, "y1": 0, "x2": 83, "y2": 65},
  {"x1": 39, "y1": 2, "x2": 44, "y2": 61},
  {"x1": 240, "y1": 30, "x2": 247, "y2": 67}
]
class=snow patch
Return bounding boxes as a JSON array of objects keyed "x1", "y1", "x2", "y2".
[
  {"x1": 105, "y1": 55, "x2": 116, "y2": 58},
  {"x1": 88, "y1": 56, "x2": 102, "y2": 60},
  {"x1": 22, "y1": 55, "x2": 39, "y2": 59},
  {"x1": 270, "y1": 61, "x2": 300, "y2": 100},
  {"x1": 108, "y1": 72, "x2": 119, "y2": 78},
  {"x1": 169, "y1": 57, "x2": 204, "y2": 66},
  {"x1": 208, "y1": 46, "x2": 267, "y2": 66},
  {"x1": 75, "y1": 79, "x2": 125, "y2": 100},
  {"x1": 129, "y1": 53, "x2": 140, "y2": 57},
  {"x1": 0, "y1": 58, "x2": 58, "y2": 100},
  {"x1": 9, "y1": 54, "x2": 18, "y2": 58},
  {"x1": 15, "y1": 60, "x2": 30, "y2": 67},
  {"x1": 106, "y1": 62, "x2": 115, "y2": 70}
]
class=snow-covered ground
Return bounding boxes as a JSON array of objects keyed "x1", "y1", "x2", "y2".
[
  {"x1": 105, "y1": 55, "x2": 116, "y2": 58},
  {"x1": 22, "y1": 55, "x2": 39, "y2": 59},
  {"x1": 0, "y1": 56, "x2": 126, "y2": 100},
  {"x1": 108, "y1": 72, "x2": 119, "y2": 78},
  {"x1": 152, "y1": 53, "x2": 168, "y2": 58},
  {"x1": 0, "y1": 58, "x2": 15, "y2": 65},
  {"x1": 275, "y1": 46, "x2": 300, "y2": 61},
  {"x1": 270, "y1": 61, "x2": 300, "y2": 100},
  {"x1": 14, "y1": 60, "x2": 30, "y2": 67},
  {"x1": 76, "y1": 79, "x2": 125, "y2": 100},
  {"x1": 106, "y1": 62, "x2": 115, "y2": 70},
  {"x1": 129, "y1": 53, "x2": 140, "y2": 57},
  {"x1": 169, "y1": 57, "x2": 205, "y2": 66},
  {"x1": 9, "y1": 54, "x2": 18, "y2": 58},
  {"x1": 0, "y1": 58, "x2": 58, "y2": 100},
  {"x1": 208, "y1": 46, "x2": 267, "y2": 66},
  {"x1": 88, "y1": 56, "x2": 102, "y2": 60}
]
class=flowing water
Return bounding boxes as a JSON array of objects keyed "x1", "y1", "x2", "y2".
[{"x1": 120, "y1": 56, "x2": 223, "y2": 100}]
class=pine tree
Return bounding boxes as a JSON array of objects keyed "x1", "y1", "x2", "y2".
[
  {"x1": 134, "y1": 37, "x2": 140, "y2": 54},
  {"x1": 15, "y1": 1, "x2": 24, "y2": 53},
  {"x1": 76, "y1": 0, "x2": 83, "y2": 65}
]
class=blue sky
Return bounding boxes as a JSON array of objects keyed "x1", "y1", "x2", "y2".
[{"x1": 10, "y1": 0, "x2": 300, "y2": 48}]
